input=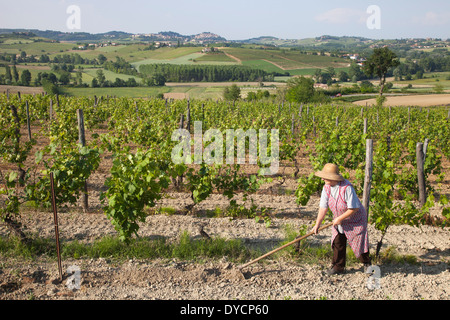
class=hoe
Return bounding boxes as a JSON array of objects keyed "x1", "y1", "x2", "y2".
[{"x1": 238, "y1": 222, "x2": 333, "y2": 270}]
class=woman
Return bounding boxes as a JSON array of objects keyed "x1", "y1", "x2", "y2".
[{"x1": 312, "y1": 163, "x2": 371, "y2": 275}]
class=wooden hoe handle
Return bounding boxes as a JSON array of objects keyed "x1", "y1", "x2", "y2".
[{"x1": 238, "y1": 222, "x2": 333, "y2": 270}]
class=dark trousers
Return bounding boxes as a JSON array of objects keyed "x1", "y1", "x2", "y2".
[{"x1": 332, "y1": 232, "x2": 371, "y2": 271}]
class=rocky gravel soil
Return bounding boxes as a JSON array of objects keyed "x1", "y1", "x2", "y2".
[{"x1": 1, "y1": 190, "x2": 449, "y2": 301}]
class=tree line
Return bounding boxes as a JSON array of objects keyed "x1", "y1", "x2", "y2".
[{"x1": 139, "y1": 64, "x2": 278, "y2": 82}]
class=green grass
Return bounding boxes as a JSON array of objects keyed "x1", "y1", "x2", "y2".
[
  {"x1": 71, "y1": 45, "x2": 202, "y2": 65},
  {"x1": 242, "y1": 60, "x2": 284, "y2": 73},
  {"x1": 0, "y1": 232, "x2": 254, "y2": 263},
  {"x1": 0, "y1": 41, "x2": 73, "y2": 56},
  {"x1": 132, "y1": 52, "x2": 204, "y2": 69},
  {"x1": 275, "y1": 224, "x2": 363, "y2": 266},
  {"x1": 377, "y1": 246, "x2": 418, "y2": 265},
  {"x1": 0, "y1": 230, "x2": 419, "y2": 268}
]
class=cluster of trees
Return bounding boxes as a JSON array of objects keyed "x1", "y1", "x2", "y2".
[
  {"x1": 45, "y1": 53, "x2": 99, "y2": 65},
  {"x1": 324, "y1": 48, "x2": 450, "y2": 85},
  {"x1": 0, "y1": 52, "x2": 100, "y2": 65},
  {"x1": 102, "y1": 56, "x2": 138, "y2": 76},
  {"x1": 392, "y1": 53, "x2": 450, "y2": 81},
  {"x1": 285, "y1": 76, "x2": 329, "y2": 103},
  {"x1": 91, "y1": 69, "x2": 138, "y2": 88},
  {"x1": 324, "y1": 81, "x2": 393, "y2": 96},
  {"x1": 246, "y1": 89, "x2": 271, "y2": 101},
  {"x1": 139, "y1": 64, "x2": 274, "y2": 82},
  {"x1": 0, "y1": 64, "x2": 31, "y2": 86},
  {"x1": 223, "y1": 84, "x2": 241, "y2": 101},
  {"x1": 399, "y1": 48, "x2": 450, "y2": 71},
  {"x1": 312, "y1": 62, "x2": 371, "y2": 86}
]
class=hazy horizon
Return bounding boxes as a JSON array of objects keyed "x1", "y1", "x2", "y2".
[{"x1": 0, "y1": 0, "x2": 449, "y2": 40}]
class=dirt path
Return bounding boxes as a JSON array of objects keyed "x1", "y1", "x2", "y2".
[{"x1": 222, "y1": 52, "x2": 242, "y2": 64}]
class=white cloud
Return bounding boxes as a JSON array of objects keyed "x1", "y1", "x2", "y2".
[
  {"x1": 315, "y1": 8, "x2": 366, "y2": 24},
  {"x1": 412, "y1": 11, "x2": 450, "y2": 26}
]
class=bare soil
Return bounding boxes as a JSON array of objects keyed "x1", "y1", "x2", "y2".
[
  {"x1": 0, "y1": 186, "x2": 449, "y2": 300},
  {"x1": 354, "y1": 94, "x2": 450, "y2": 107},
  {"x1": 0, "y1": 110, "x2": 449, "y2": 301}
]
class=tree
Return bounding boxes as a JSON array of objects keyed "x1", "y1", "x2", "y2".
[
  {"x1": 97, "y1": 54, "x2": 107, "y2": 64},
  {"x1": 152, "y1": 73, "x2": 166, "y2": 86},
  {"x1": 20, "y1": 69, "x2": 32, "y2": 86},
  {"x1": 12, "y1": 65, "x2": 19, "y2": 83},
  {"x1": 246, "y1": 91, "x2": 257, "y2": 101},
  {"x1": 326, "y1": 66, "x2": 336, "y2": 78},
  {"x1": 285, "y1": 76, "x2": 315, "y2": 103},
  {"x1": 363, "y1": 47, "x2": 400, "y2": 97},
  {"x1": 59, "y1": 71, "x2": 71, "y2": 85},
  {"x1": 76, "y1": 71, "x2": 83, "y2": 86},
  {"x1": 359, "y1": 80, "x2": 375, "y2": 93},
  {"x1": 223, "y1": 84, "x2": 241, "y2": 101},
  {"x1": 42, "y1": 79, "x2": 60, "y2": 94},
  {"x1": 96, "y1": 69, "x2": 106, "y2": 86},
  {"x1": 313, "y1": 69, "x2": 322, "y2": 83},
  {"x1": 39, "y1": 54, "x2": 50, "y2": 63},
  {"x1": 126, "y1": 77, "x2": 138, "y2": 87},
  {"x1": 4, "y1": 65, "x2": 12, "y2": 83},
  {"x1": 338, "y1": 71, "x2": 349, "y2": 82},
  {"x1": 348, "y1": 62, "x2": 364, "y2": 82}
]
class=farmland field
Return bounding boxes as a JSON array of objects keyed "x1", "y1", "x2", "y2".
[
  {"x1": 0, "y1": 40, "x2": 74, "y2": 56},
  {"x1": 222, "y1": 47, "x2": 349, "y2": 71},
  {"x1": 0, "y1": 93, "x2": 448, "y2": 300},
  {"x1": 354, "y1": 94, "x2": 450, "y2": 107}
]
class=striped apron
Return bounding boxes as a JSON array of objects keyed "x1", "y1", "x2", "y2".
[{"x1": 325, "y1": 180, "x2": 369, "y2": 258}]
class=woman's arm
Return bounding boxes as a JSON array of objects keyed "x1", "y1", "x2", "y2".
[{"x1": 333, "y1": 208, "x2": 359, "y2": 226}]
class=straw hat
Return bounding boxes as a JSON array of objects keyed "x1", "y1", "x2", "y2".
[{"x1": 314, "y1": 163, "x2": 344, "y2": 181}]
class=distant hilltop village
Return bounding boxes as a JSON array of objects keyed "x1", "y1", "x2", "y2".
[{"x1": 131, "y1": 31, "x2": 226, "y2": 44}]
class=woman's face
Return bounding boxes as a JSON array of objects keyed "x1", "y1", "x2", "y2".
[{"x1": 323, "y1": 179, "x2": 338, "y2": 186}]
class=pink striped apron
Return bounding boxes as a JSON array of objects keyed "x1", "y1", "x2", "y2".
[{"x1": 325, "y1": 179, "x2": 369, "y2": 258}]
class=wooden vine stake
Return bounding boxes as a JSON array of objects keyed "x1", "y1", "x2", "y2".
[
  {"x1": 186, "y1": 99, "x2": 191, "y2": 133},
  {"x1": 50, "y1": 172, "x2": 63, "y2": 282},
  {"x1": 363, "y1": 139, "x2": 373, "y2": 216},
  {"x1": 76, "y1": 109, "x2": 88, "y2": 212},
  {"x1": 26, "y1": 101, "x2": 32, "y2": 141},
  {"x1": 49, "y1": 98, "x2": 53, "y2": 121},
  {"x1": 416, "y1": 142, "x2": 426, "y2": 207}
]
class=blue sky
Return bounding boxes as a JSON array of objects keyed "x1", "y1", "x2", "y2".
[{"x1": 1, "y1": 0, "x2": 449, "y2": 40}]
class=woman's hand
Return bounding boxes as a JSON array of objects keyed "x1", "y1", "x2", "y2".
[{"x1": 312, "y1": 223, "x2": 320, "y2": 234}]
